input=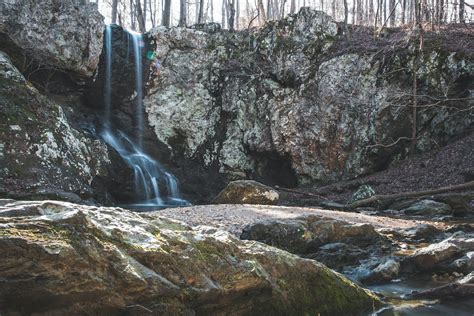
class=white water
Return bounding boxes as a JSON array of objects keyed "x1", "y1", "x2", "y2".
[
  {"x1": 101, "y1": 25, "x2": 189, "y2": 208},
  {"x1": 131, "y1": 32, "x2": 144, "y2": 149},
  {"x1": 104, "y1": 25, "x2": 112, "y2": 125}
]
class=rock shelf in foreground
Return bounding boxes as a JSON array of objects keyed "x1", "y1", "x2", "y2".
[{"x1": 0, "y1": 200, "x2": 379, "y2": 315}]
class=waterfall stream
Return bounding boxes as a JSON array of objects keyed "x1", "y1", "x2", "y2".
[{"x1": 101, "y1": 25, "x2": 189, "y2": 208}]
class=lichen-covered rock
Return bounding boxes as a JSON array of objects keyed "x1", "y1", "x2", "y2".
[
  {"x1": 241, "y1": 215, "x2": 385, "y2": 254},
  {"x1": 0, "y1": 200, "x2": 380, "y2": 315},
  {"x1": 351, "y1": 185, "x2": 376, "y2": 203},
  {"x1": 213, "y1": 180, "x2": 279, "y2": 205},
  {"x1": 0, "y1": 0, "x2": 103, "y2": 77},
  {"x1": 240, "y1": 215, "x2": 392, "y2": 284},
  {"x1": 0, "y1": 51, "x2": 112, "y2": 202},
  {"x1": 144, "y1": 8, "x2": 473, "y2": 187}
]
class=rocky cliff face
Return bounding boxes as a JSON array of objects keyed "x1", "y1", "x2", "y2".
[
  {"x1": 0, "y1": 1, "x2": 133, "y2": 204},
  {"x1": 0, "y1": 51, "x2": 113, "y2": 202},
  {"x1": 0, "y1": 0, "x2": 103, "y2": 78},
  {"x1": 144, "y1": 9, "x2": 473, "y2": 189}
]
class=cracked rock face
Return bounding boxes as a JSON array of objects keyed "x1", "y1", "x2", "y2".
[
  {"x1": 0, "y1": 0, "x2": 103, "y2": 77},
  {"x1": 0, "y1": 51, "x2": 111, "y2": 202},
  {"x1": 0, "y1": 200, "x2": 379, "y2": 315},
  {"x1": 144, "y1": 8, "x2": 473, "y2": 187}
]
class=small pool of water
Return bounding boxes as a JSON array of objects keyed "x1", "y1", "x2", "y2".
[{"x1": 369, "y1": 278, "x2": 474, "y2": 316}]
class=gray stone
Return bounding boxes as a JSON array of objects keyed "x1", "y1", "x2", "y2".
[
  {"x1": 213, "y1": 180, "x2": 279, "y2": 205},
  {"x1": 241, "y1": 215, "x2": 384, "y2": 255},
  {"x1": 0, "y1": 0, "x2": 103, "y2": 77},
  {"x1": 361, "y1": 259, "x2": 400, "y2": 284},
  {"x1": 402, "y1": 224, "x2": 443, "y2": 241},
  {"x1": 402, "y1": 200, "x2": 452, "y2": 216}
]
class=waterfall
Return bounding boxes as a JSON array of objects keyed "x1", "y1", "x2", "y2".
[
  {"x1": 104, "y1": 25, "x2": 112, "y2": 124},
  {"x1": 130, "y1": 32, "x2": 144, "y2": 149},
  {"x1": 100, "y1": 25, "x2": 189, "y2": 209}
]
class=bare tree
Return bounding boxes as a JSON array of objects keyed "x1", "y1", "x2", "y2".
[
  {"x1": 389, "y1": 0, "x2": 395, "y2": 26},
  {"x1": 459, "y1": 0, "x2": 465, "y2": 23},
  {"x1": 290, "y1": 0, "x2": 296, "y2": 13},
  {"x1": 111, "y1": 0, "x2": 120, "y2": 24},
  {"x1": 343, "y1": 0, "x2": 349, "y2": 38},
  {"x1": 227, "y1": 0, "x2": 236, "y2": 30},
  {"x1": 136, "y1": 0, "x2": 146, "y2": 32},
  {"x1": 179, "y1": 0, "x2": 187, "y2": 26},
  {"x1": 198, "y1": 0, "x2": 205, "y2": 23},
  {"x1": 257, "y1": 0, "x2": 267, "y2": 24},
  {"x1": 162, "y1": 0, "x2": 172, "y2": 26}
]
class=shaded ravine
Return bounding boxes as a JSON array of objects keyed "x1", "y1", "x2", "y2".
[{"x1": 101, "y1": 25, "x2": 189, "y2": 208}]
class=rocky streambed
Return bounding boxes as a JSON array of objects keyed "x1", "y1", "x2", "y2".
[
  {"x1": 1, "y1": 199, "x2": 472, "y2": 314},
  {"x1": 160, "y1": 203, "x2": 474, "y2": 315}
]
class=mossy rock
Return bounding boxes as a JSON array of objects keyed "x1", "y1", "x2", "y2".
[{"x1": 0, "y1": 200, "x2": 381, "y2": 315}]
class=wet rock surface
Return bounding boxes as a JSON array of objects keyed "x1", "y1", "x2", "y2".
[{"x1": 0, "y1": 200, "x2": 379, "y2": 315}]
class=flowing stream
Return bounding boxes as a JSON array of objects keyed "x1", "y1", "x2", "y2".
[
  {"x1": 101, "y1": 25, "x2": 189, "y2": 208},
  {"x1": 369, "y1": 277, "x2": 474, "y2": 316}
]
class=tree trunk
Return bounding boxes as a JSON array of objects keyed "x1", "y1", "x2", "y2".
[
  {"x1": 459, "y1": 0, "x2": 465, "y2": 23},
  {"x1": 130, "y1": 0, "x2": 135, "y2": 30},
  {"x1": 348, "y1": 181, "x2": 474, "y2": 209},
  {"x1": 236, "y1": 0, "x2": 240, "y2": 28},
  {"x1": 111, "y1": 0, "x2": 119, "y2": 24},
  {"x1": 352, "y1": 0, "x2": 356, "y2": 24},
  {"x1": 267, "y1": 0, "x2": 273, "y2": 19},
  {"x1": 143, "y1": 0, "x2": 147, "y2": 26},
  {"x1": 179, "y1": 0, "x2": 187, "y2": 26},
  {"x1": 162, "y1": 0, "x2": 171, "y2": 26},
  {"x1": 401, "y1": 0, "x2": 406, "y2": 24},
  {"x1": 369, "y1": 0, "x2": 374, "y2": 25},
  {"x1": 257, "y1": 0, "x2": 267, "y2": 24},
  {"x1": 227, "y1": 0, "x2": 236, "y2": 30},
  {"x1": 198, "y1": 0, "x2": 205, "y2": 23},
  {"x1": 136, "y1": 0, "x2": 146, "y2": 32},
  {"x1": 343, "y1": 0, "x2": 349, "y2": 38},
  {"x1": 222, "y1": 0, "x2": 227, "y2": 27},
  {"x1": 273, "y1": 0, "x2": 280, "y2": 19},
  {"x1": 290, "y1": 0, "x2": 296, "y2": 13},
  {"x1": 389, "y1": 0, "x2": 395, "y2": 26}
]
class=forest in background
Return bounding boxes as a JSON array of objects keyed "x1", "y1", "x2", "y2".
[{"x1": 88, "y1": 0, "x2": 473, "y2": 32}]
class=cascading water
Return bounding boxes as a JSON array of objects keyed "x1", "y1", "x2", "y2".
[
  {"x1": 101, "y1": 25, "x2": 189, "y2": 208},
  {"x1": 104, "y1": 25, "x2": 112, "y2": 125},
  {"x1": 131, "y1": 32, "x2": 144, "y2": 149}
]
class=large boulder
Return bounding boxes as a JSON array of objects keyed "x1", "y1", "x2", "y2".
[
  {"x1": 213, "y1": 180, "x2": 279, "y2": 205},
  {"x1": 241, "y1": 215, "x2": 385, "y2": 254},
  {"x1": 0, "y1": 51, "x2": 114, "y2": 202},
  {"x1": 240, "y1": 215, "x2": 392, "y2": 283},
  {"x1": 0, "y1": 0, "x2": 103, "y2": 77},
  {"x1": 402, "y1": 199, "x2": 452, "y2": 216},
  {"x1": 144, "y1": 8, "x2": 473, "y2": 188},
  {"x1": 405, "y1": 233, "x2": 474, "y2": 272},
  {"x1": 0, "y1": 200, "x2": 380, "y2": 315}
]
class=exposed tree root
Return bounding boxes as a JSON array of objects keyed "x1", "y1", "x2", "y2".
[{"x1": 347, "y1": 181, "x2": 474, "y2": 209}]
